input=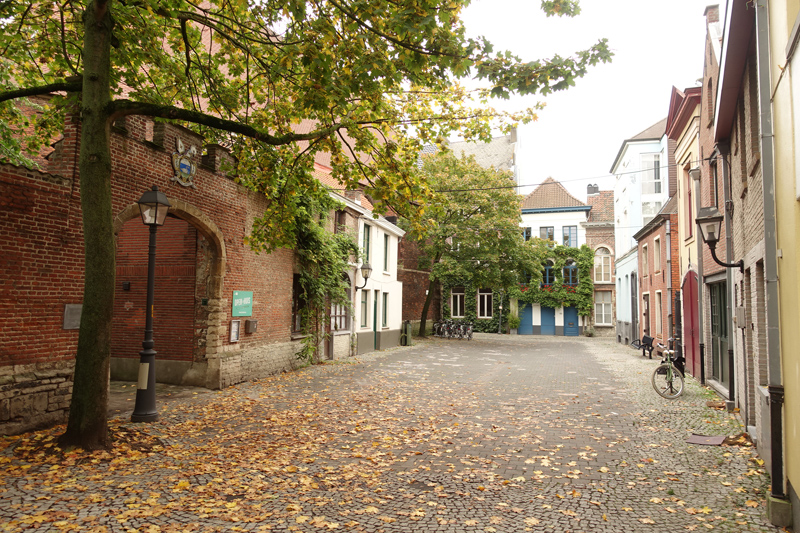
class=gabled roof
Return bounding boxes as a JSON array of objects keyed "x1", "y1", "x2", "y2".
[
  {"x1": 666, "y1": 86, "x2": 702, "y2": 141},
  {"x1": 587, "y1": 190, "x2": 614, "y2": 223},
  {"x1": 521, "y1": 177, "x2": 586, "y2": 210},
  {"x1": 609, "y1": 118, "x2": 667, "y2": 173}
]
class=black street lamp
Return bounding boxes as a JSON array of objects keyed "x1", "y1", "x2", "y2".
[
  {"x1": 131, "y1": 186, "x2": 171, "y2": 423},
  {"x1": 355, "y1": 262, "x2": 373, "y2": 290},
  {"x1": 695, "y1": 206, "x2": 743, "y2": 273}
]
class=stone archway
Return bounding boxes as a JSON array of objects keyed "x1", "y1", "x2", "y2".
[{"x1": 112, "y1": 200, "x2": 227, "y2": 389}]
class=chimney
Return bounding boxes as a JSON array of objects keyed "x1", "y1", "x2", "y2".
[
  {"x1": 345, "y1": 189, "x2": 362, "y2": 203},
  {"x1": 704, "y1": 4, "x2": 719, "y2": 24}
]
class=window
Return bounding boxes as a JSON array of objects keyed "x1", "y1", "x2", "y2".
[
  {"x1": 563, "y1": 259, "x2": 578, "y2": 286},
  {"x1": 330, "y1": 274, "x2": 351, "y2": 332},
  {"x1": 382, "y1": 293, "x2": 388, "y2": 327},
  {"x1": 656, "y1": 291, "x2": 663, "y2": 335},
  {"x1": 594, "y1": 247, "x2": 612, "y2": 283},
  {"x1": 292, "y1": 274, "x2": 306, "y2": 333},
  {"x1": 363, "y1": 224, "x2": 371, "y2": 262},
  {"x1": 562, "y1": 226, "x2": 577, "y2": 247},
  {"x1": 360, "y1": 290, "x2": 368, "y2": 327},
  {"x1": 540, "y1": 226, "x2": 554, "y2": 241},
  {"x1": 654, "y1": 237, "x2": 661, "y2": 272},
  {"x1": 331, "y1": 301, "x2": 349, "y2": 331},
  {"x1": 594, "y1": 291, "x2": 612, "y2": 326},
  {"x1": 542, "y1": 260, "x2": 555, "y2": 286},
  {"x1": 478, "y1": 289, "x2": 493, "y2": 319},
  {"x1": 334, "y1": 210, "x2": 347, "y2": 234},
  {"x1": 522, "y1": 227, "x2": 532, "y2": 241},
  {"x1": 642, "y1": 244, "x2": 649, "y2": 275},
  {"x1": 642, "y1": 201, "x2": 663, "y2": 224},
  {"x1": 451, "y1": 287, "x2": 465, "y2": 318},
  {"x1": 641, "y1": 153, "x2": 662, "y2": 194},
  {"x1": 685, "y1": 169, "x2": 693, "y2": 238},
  {"x1": 383, "y1": 233, "x2": 389, "y2": 272}
]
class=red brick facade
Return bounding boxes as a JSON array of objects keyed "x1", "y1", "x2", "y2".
[{"x1": 0, "y1": 112, "x2": 320, "y2": 434}]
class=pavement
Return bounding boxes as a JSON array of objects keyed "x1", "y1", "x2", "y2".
[{"x1": 0, "y1": 334, "x2": 782, "y2": 532}]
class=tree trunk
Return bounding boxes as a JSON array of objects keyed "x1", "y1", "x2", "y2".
[
  {"x1": 418, "y1": 278, "x2": 437, "y2": 338},
  {"x1": 60, "y1": 0, "x2": 115, "y2": 450}
]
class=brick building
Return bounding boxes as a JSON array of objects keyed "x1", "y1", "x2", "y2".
[
  {"x1": 0, "y1": 111, "x2": 403, "y2": 435},
  {"x1": 585, "y1": 187, "x2": 616, "y2": 336},
  {"x1": 633, "y1": 196, "x2": 679, "y2": 352}
]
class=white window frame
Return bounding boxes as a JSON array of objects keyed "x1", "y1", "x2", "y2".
[
  {"x1": 654, "y1": 237, "x2": 661, "y2": 272},
  {"x1": 362, "y1": 223, "x2": 371, "y2": 263},
  {"x1": 656, "y1": 291, "x2": 663, "y2": 335},
  {"x1": 642, "y1": 244, "x2": 649, "y2": 276},
  {"x1": 594, "y1": 291, "x2": 612, "y2": 326},
  {"x1": 562, "y1": 226, "x2": 577, "y2": 247},
  {"x1": 451, "y1": 287, "x2": 465, "y2": 318},
  {"x1": 594, "y1": 247, "x2": 612, "y2": 283},
  {"x1": 478, "y1": 289, "x2": 493, "y2": 319},
  {"x1": 360, "y1": 290, "x2": 368, "y2": 328},
  {"x1": 641, "y1": 153, "x2": 662, "y2": 194},
  {"x1": 382, "y1": 292, "x2": 388, "y2": 327},
  {"x1": 383, "y1": 233, "x2": 390, "y2": 272}
]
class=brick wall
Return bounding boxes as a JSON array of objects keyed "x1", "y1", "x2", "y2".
[
  {"x1": 1, "y1": 112, "x2": 330, "y2": 434},
  {"x1": 397, "y1": 238, "x2": 440, "y2": 326},
  {"x1": 586, "y1": 224, "x2": 616, "y2": 336}
]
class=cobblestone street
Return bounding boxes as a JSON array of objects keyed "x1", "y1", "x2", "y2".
[{"x1": 0, "y1": 335, "x2": 781, "y2": 532}]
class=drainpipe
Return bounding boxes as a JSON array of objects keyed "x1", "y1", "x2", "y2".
[
  {"x1": 691, "y1": 169, "x2": 705, "y2": 384},
  {"x1": 718, "y1": 142, "x2": 736, "y2": 408},
  {"x1": 754, "y1": 0, "x2": 785, "y2": 502},
  {"x1": 666, "y1": 219, "x2": 673, "y2": 342}
]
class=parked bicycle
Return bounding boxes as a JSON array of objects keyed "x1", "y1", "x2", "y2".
[
  {"x1": 651, "y1": 342, "x2": 685, "y2": 399},
  {"x1": 432, "y1": 320, "x2": 473, "y2": 340}
]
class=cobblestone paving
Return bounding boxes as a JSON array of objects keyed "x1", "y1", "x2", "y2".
[{"x1": 0, "y1": 335, "x2": 781, "y2": 532}]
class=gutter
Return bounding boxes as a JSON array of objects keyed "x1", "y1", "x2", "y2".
[{"x1": 754, "y1": 0, "x2": 785, "y2": 503}]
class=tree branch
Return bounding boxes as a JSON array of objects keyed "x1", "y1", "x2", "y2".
[
  {"x1": 0, "y1": 80, "x2": 83, "y2": 104},
  {"x1": 108, "y1": 99, "x2": 345, "y2": 145}
]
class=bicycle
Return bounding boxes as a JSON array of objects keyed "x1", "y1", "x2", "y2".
[{"x1": 651, "y1": 343, "x2": 685, "y2": 399}]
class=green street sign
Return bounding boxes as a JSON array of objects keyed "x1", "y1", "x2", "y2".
[{"x1": 232, "y1": 291, "x2": 253, "y2": 317}]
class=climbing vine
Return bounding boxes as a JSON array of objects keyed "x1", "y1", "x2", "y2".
[
  {"x1": 509, "y1": 242, "x2": 595, "y2": 316},
  {"x1": 250, "y1": 180, "x2": 358, "y2": 364},
  {"x1": 441, "y1": 283, "x2": 511, "y2": 333}
]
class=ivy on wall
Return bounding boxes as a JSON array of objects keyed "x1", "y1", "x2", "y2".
[
  {"x1": 441, "y1": 283, "x2": 511, "y2": 333},
  {"x1": 509, "y1": 242, "x2": 595, "y2": 316}
]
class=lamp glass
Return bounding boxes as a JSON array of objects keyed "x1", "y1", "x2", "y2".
[
  {"x1": 695, "y1": 207, "x2": 724, "y2": 245},
  {"x1": 360, "y1": 262, "x2": 373, "y2": 280},
  {"x1": 137, "y1": 186, "x2": 171, "y2": 226}
]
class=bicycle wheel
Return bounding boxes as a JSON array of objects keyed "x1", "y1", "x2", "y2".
[
  {"x1": 652, "y1": 363, "x2": 685, "y2": 399},
  {"x1": 467, "y1": 326, "x2": 473, "y2": 340}
]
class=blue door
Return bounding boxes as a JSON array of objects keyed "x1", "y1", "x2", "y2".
[
  {"x1": 564, "y1": 306, "x2": 579, "y2": 336},
  {"x1": 541, "y1": 306, "x2": 556, "y2": 335},
  {"x1": 519, "y1": 304, "x2": 533, "y2": 335}
]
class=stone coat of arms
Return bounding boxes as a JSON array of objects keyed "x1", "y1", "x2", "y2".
[{"x1": 171, "y1": 138, "x2": 198, "y2": 188}]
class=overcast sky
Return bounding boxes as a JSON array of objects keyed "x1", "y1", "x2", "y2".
[{"x1": 459, "y1": 0, "x2": 719, "y2": 201}]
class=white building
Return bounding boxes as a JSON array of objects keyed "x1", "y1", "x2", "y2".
[
  {"x1": 609, "y1": 119, "x2": 673, "y2": 344},
  {"x1": 353, "y1": 207, "x2": 405, "y2": 354},
  {"x1": 518, "y1": 178, "x2": 591, "y2": 336}
]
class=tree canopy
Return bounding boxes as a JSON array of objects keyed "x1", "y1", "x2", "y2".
[
  {"x1": 403, "y1": 150, "x2": 540, "y2": 335},
  {"x1": 0, "y1": 0, "x2": 611, "y2": 448}
]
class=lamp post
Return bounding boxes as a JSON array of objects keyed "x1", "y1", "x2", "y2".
[
  {"x1": 355, "y1": 262, "x2": 373, "y2": 290},
  {"x1": 695, "y1": 206, "x2": 743, "y2": 273},
  {"x1": 131, "y1": 186, "x2": 171, "y2": 423}
]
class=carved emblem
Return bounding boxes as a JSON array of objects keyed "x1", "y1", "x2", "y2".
[{"x1": 171, "y1": 138, "x2": 198, "y2": 188}]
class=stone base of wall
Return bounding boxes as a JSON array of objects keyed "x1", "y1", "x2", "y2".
[
  {"x1": 111, "y1": 357, "x2": 209, "y2": 388},
  {"x1": 592, "y1": 326, "x2": 616, "y2": 338},
  {"x1": 0, "y1": 361, "x2": 74, "y2": 436},
  {"x1": 356, "y1": 329, "x2": 401, "y2": 354},
  {"x1": 217, "y1": 341, "x2": 302, "y2": 389},
  {"x1": 616, "y1": 321, "x2": 634, "y2": 345}
]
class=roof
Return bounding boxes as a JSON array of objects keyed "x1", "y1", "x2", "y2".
[
  {"x1": 313, "y1": 162, "x2": 374, "y2": 211},
  {"x1": 609, "y1": 118, "x2": 667, "y2": 173},
  {"x1": 587, "y1": 190, "x2": 614, "y2": 223},
  {"x1": 521, "y1": 177, "x2": 586, "y2": 210}
]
